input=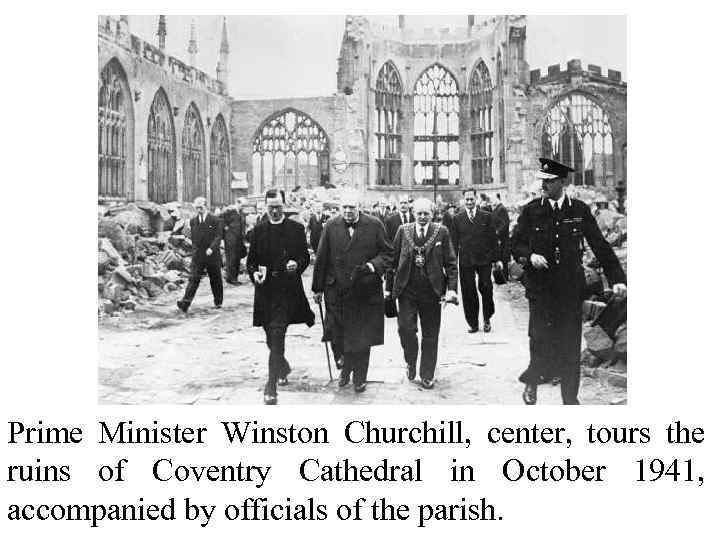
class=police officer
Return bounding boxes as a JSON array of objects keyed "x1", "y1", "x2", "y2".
[{"x1": 511, "y1": 158, "x2": 627, "y2": 405}]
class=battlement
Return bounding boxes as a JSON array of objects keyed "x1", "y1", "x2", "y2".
[
  {"x1": 98, "y1": 15, "x2": 226, "y2": 96},
  {"x1": 350, "y1": 15, "x2": 517, "y2": 44},
  {"x1": 529, "y1": 59, "x2": 624, "y2": 86}
]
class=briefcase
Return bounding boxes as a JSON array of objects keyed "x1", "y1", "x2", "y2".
[{"x1": 384, "y1": 296, "x2": 398, "y2": 318}]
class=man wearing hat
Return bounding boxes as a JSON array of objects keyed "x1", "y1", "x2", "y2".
[
  {"x1": 247, "y1": 189, "x2": 315, "y2": 405},
  {"x1": 222, "y1": 197, "x2": 247, "y2": 285},
  {"x1": 312, "y1": 190, "x2": 393, "y2": 393},
  {"x1": 177, "y1": 197, "x2": 224, "y2": 313},
  {"x1": 511, "y1": 158, "x2": 627, "y2": 405}
]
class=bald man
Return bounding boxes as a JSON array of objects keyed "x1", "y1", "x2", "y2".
[
  {"x1": 388, "y1": 198, "x2": 458, "y2": 388},
  {"x1": 177, "y1": 196, "x2": 224, "y2": 313}
]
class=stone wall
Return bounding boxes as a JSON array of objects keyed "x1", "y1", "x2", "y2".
[
  {"x1": 98, "y1": 16, "x2": 232, "y2": 204},
  {"x1": 519, "y1": 60, "x2": 627, "y2": 200}
]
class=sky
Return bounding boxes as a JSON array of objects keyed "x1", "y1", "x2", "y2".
[{"x1": 127, "y1": 15, "x2": 626, "y2": 99}]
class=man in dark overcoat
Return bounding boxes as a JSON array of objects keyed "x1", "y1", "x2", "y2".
[
  {"x1": 222, "y1": 197, "x2": 247, "y2": 284},
  {"x1": 491, "y1": 193, "x2": 511, "y2": 280},
  {"x1": 247, "y1": 189, "x2": 315, "y2": 405},
  {"x1": 384, "y1": 195, "x2": 415, "y2": 243},
  {"x1": 511, "y1": 158, "x2": 627, "y2": 405},
  {"x1": 177, "y1": 197, "x2": 224, "y2": 312},
  {"x1": 389, "y1": 198, "x2": 458, "y2": 389},
  {"x1": 452, "y1": 188, "x2": 503, "y2": 333},
  {"x1": 307, "y1": 203, "x2": 324, "y2": 254},
  {"x1": 312, "y1": 190, "x2": 393, "y2": 392}
]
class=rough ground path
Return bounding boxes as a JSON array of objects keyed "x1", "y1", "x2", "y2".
[{"x1": 99, "y1": 272, "x2": 626, "y2": 406}]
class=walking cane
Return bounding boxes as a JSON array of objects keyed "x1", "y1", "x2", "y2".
[{"x1": 316, "y1": 298, "x2": 333, "y2": 381}]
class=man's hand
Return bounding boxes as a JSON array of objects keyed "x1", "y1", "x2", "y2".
[
  {"x1": 493, "y1": 261, "x2": 504, "y2": 271},
  {"x1": 286, "y1": 260, "x2": 298, "y2": 272},
  {"x1": 253, "y1": 271, "x2": 266, "y2": 285},
  {"x1": 445, "y1": 290, "x2": 458, "y2": 304},
  {"x1": 313, "y1": 292, "x2": 323, "y2": 304},
  {"x1": 530, "y1": 253, "x2": 549, "y2": 269},
  {"x1": 612, "y1": 283, "x2": 627, "y2": 300},
  {"x1": 205, "y1": 248, "x2": 213, "y2": 256}
]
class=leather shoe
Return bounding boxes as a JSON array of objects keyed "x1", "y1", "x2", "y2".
[
  {"x1": 522, "y1": 383, "x2": 537, "y2": 405},
  {"x1": 421, "y1": 378, "x2": 435, "y2": 389},
  {"x1": 354, "y1": 381, "x2": 367, "y2": 393},
  {"x1": 338, "y1": 369, "x2": 351, "y2": 388},
  {"x1": 406, "y1": 363, "x2": 416, "y2": 381},
  {"x1": 214, "y1": 304, "x2": 222, "y2": 309},
  {"x1": 263, "y1": 393, "x2": 277, "y2": 405},
  {"x1": 277, "y1": 363, "x2": 291, "y2": 386},
  {"x1": 176, "y1": 300, "x2": 188, "y2": 313},
  {"x1": 468, "y1": 326, "x2": 479, "y2": 334},
  {"x1": 483, "y1": 320, "x2": 492, "y2": 332}
]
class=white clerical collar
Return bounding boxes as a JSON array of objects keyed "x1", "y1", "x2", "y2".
[{"x1": 268, "y1": 216, "x2": 285, "y2": 225}]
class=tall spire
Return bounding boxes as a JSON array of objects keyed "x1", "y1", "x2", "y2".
[
  {"x1": 220, "y1": 16, "x2": 229, "y2": 54},
  {"x1": 156, "y1": 15, "x2": 167, "y2": 50},
  {"x1": 216, "y1": 16, "x2": 229, "y2": 93},
  {"x1": 188, "y1": 19, "x2": 198, "y2": 67}
]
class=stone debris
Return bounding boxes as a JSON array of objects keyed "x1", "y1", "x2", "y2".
[{"x1": 98, "y1": 201, "x2": 196, "y2": 317}]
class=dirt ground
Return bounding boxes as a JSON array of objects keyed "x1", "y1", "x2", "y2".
[{"x1": 98, "y1": 272, "x2": 627, "y2": 406}]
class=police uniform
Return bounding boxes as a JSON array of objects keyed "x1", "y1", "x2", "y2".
[{"x1": 511, "y1": 158, "x2": 626, "y2": 404}]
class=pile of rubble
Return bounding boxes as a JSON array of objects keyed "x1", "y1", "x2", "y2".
[{"x1": 98, "y1": 202, "x2": 195, "y2": 317}]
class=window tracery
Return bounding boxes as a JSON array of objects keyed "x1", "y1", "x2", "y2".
[
  {"x1": 469, "y1": 60, "x2": 493, "y2": 184},
  {"x1": 251, "y1": 109, "x2": 329, "y2": 193},
  {"x1": 541, "y1": 93, "x2": 614, "y2": 187},
  {"x1": 182, "y1": 104, "x2": 206, "y2": 202},
  {"x1": 147, "y1": 88, "x2": 177, "y2": 203},
  {"x1": 210, "y1": 115, "x2": 230, "y2": 206},
  {"x1": 375, "y1": 62, "x2": 402, "y2": 185},
  {"x1": 98, "y1": 59, "x2": 130, "y2": 199},
  {"x1": 413, "y1": 64, "x2": 460, "y2": 185}
]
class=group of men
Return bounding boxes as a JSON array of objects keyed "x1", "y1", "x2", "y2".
[{"x1": 177, "y1": 158, "x2": 627, "y2": 406}]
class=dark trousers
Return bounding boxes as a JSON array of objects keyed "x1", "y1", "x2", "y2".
[
  {"x1": 499, "y1": 236, "x2": 511, "y2": 279},
  {"x1": 459, "y1": 264, "x2": 494, "y2": 327},
  {"x1": 343, "y1": 348, "x2": 370, "y2": 384},
  {"x1": 519, "y1": 297, "x2": 582, "y2": 405},
  {"x1": 225, "y1": 237, "x2": 245, "y2": 282},
  {"x1": 180, "y1": 257, "x2": 223, "y2": 307},
  {"x1": 398, "y1": 293, "x2": 441, "y2": 380},
  {"x1": 263, "y1": 325, "x2": 291, "y2": 393}
]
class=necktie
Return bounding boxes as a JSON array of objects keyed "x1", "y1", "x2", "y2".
[
  {"x1": 402, "y1": 213, "x2": 407, "y2": 224},
  {"x1": 418, "y1": 226, "x2": 426, "y2": 244}
]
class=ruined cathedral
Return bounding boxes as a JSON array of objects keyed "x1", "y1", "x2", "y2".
[{"x1": 98, "y1": 15, "x2": 626, "y2": 206}]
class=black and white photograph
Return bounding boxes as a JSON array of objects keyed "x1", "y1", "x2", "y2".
[{"x1": 97, "y1": 14, "x2": 628, "y2": 406}]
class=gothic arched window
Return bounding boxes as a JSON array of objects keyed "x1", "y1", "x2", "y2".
[
  {"x1": 413, "y1": 64, "x2": 460, "y2": 186},
  {"x1": 251, "y1": 109, "x2": 329, "y2": 194},
  {"x1": 182, "y1": 103, "x2": 206, "y2": 202},
  {"x1": 541, "y1": 93, "x2": 614, "y2": 187},
  {"x1": 98, "y1": 58, "x2": 132, "y2": 199},
  {"x1": 147, "y1": 88, "x2": 177, "y2": 203},
  {"x1": 210, "y1": 114, "x2": 231, "y2": 206},
  {"x1": 375, "y1": 61, "x2": 402, "y2": 185},
  {"x1": 469, "y1": 60, "x2": 493, "y2": 184}
]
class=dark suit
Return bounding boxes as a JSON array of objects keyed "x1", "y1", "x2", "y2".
[
  {"x1": 307, "y1": 213, "x2": 324, "y2": 253},
  {"x1": 178, "y1": 213, "x2": 224, "y2": 309},
  {"x1": 312, "y1": 214, "x2": 393, "y2": 384},
  {"x1": 247, "y1": 217, "x2": 315, "y2": 393},
  {"x1": 385, "y1": 211, "x2": 414, "y2": 245},
  {"x1": 390, "y1": 222, "x2": 457, "y2": 380},
  {"x1": 222, "y1": 207, "x2": 247, "y2": 283},
  {"x1": 492, "y1": 203, "x2": 511, "y2": 279},
  {"x1": 511, "y1": 196, "x2": 626, "y2": 404},
  {"x1": 452, "y1": 208, "x2": 501, "y2": 328}
]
